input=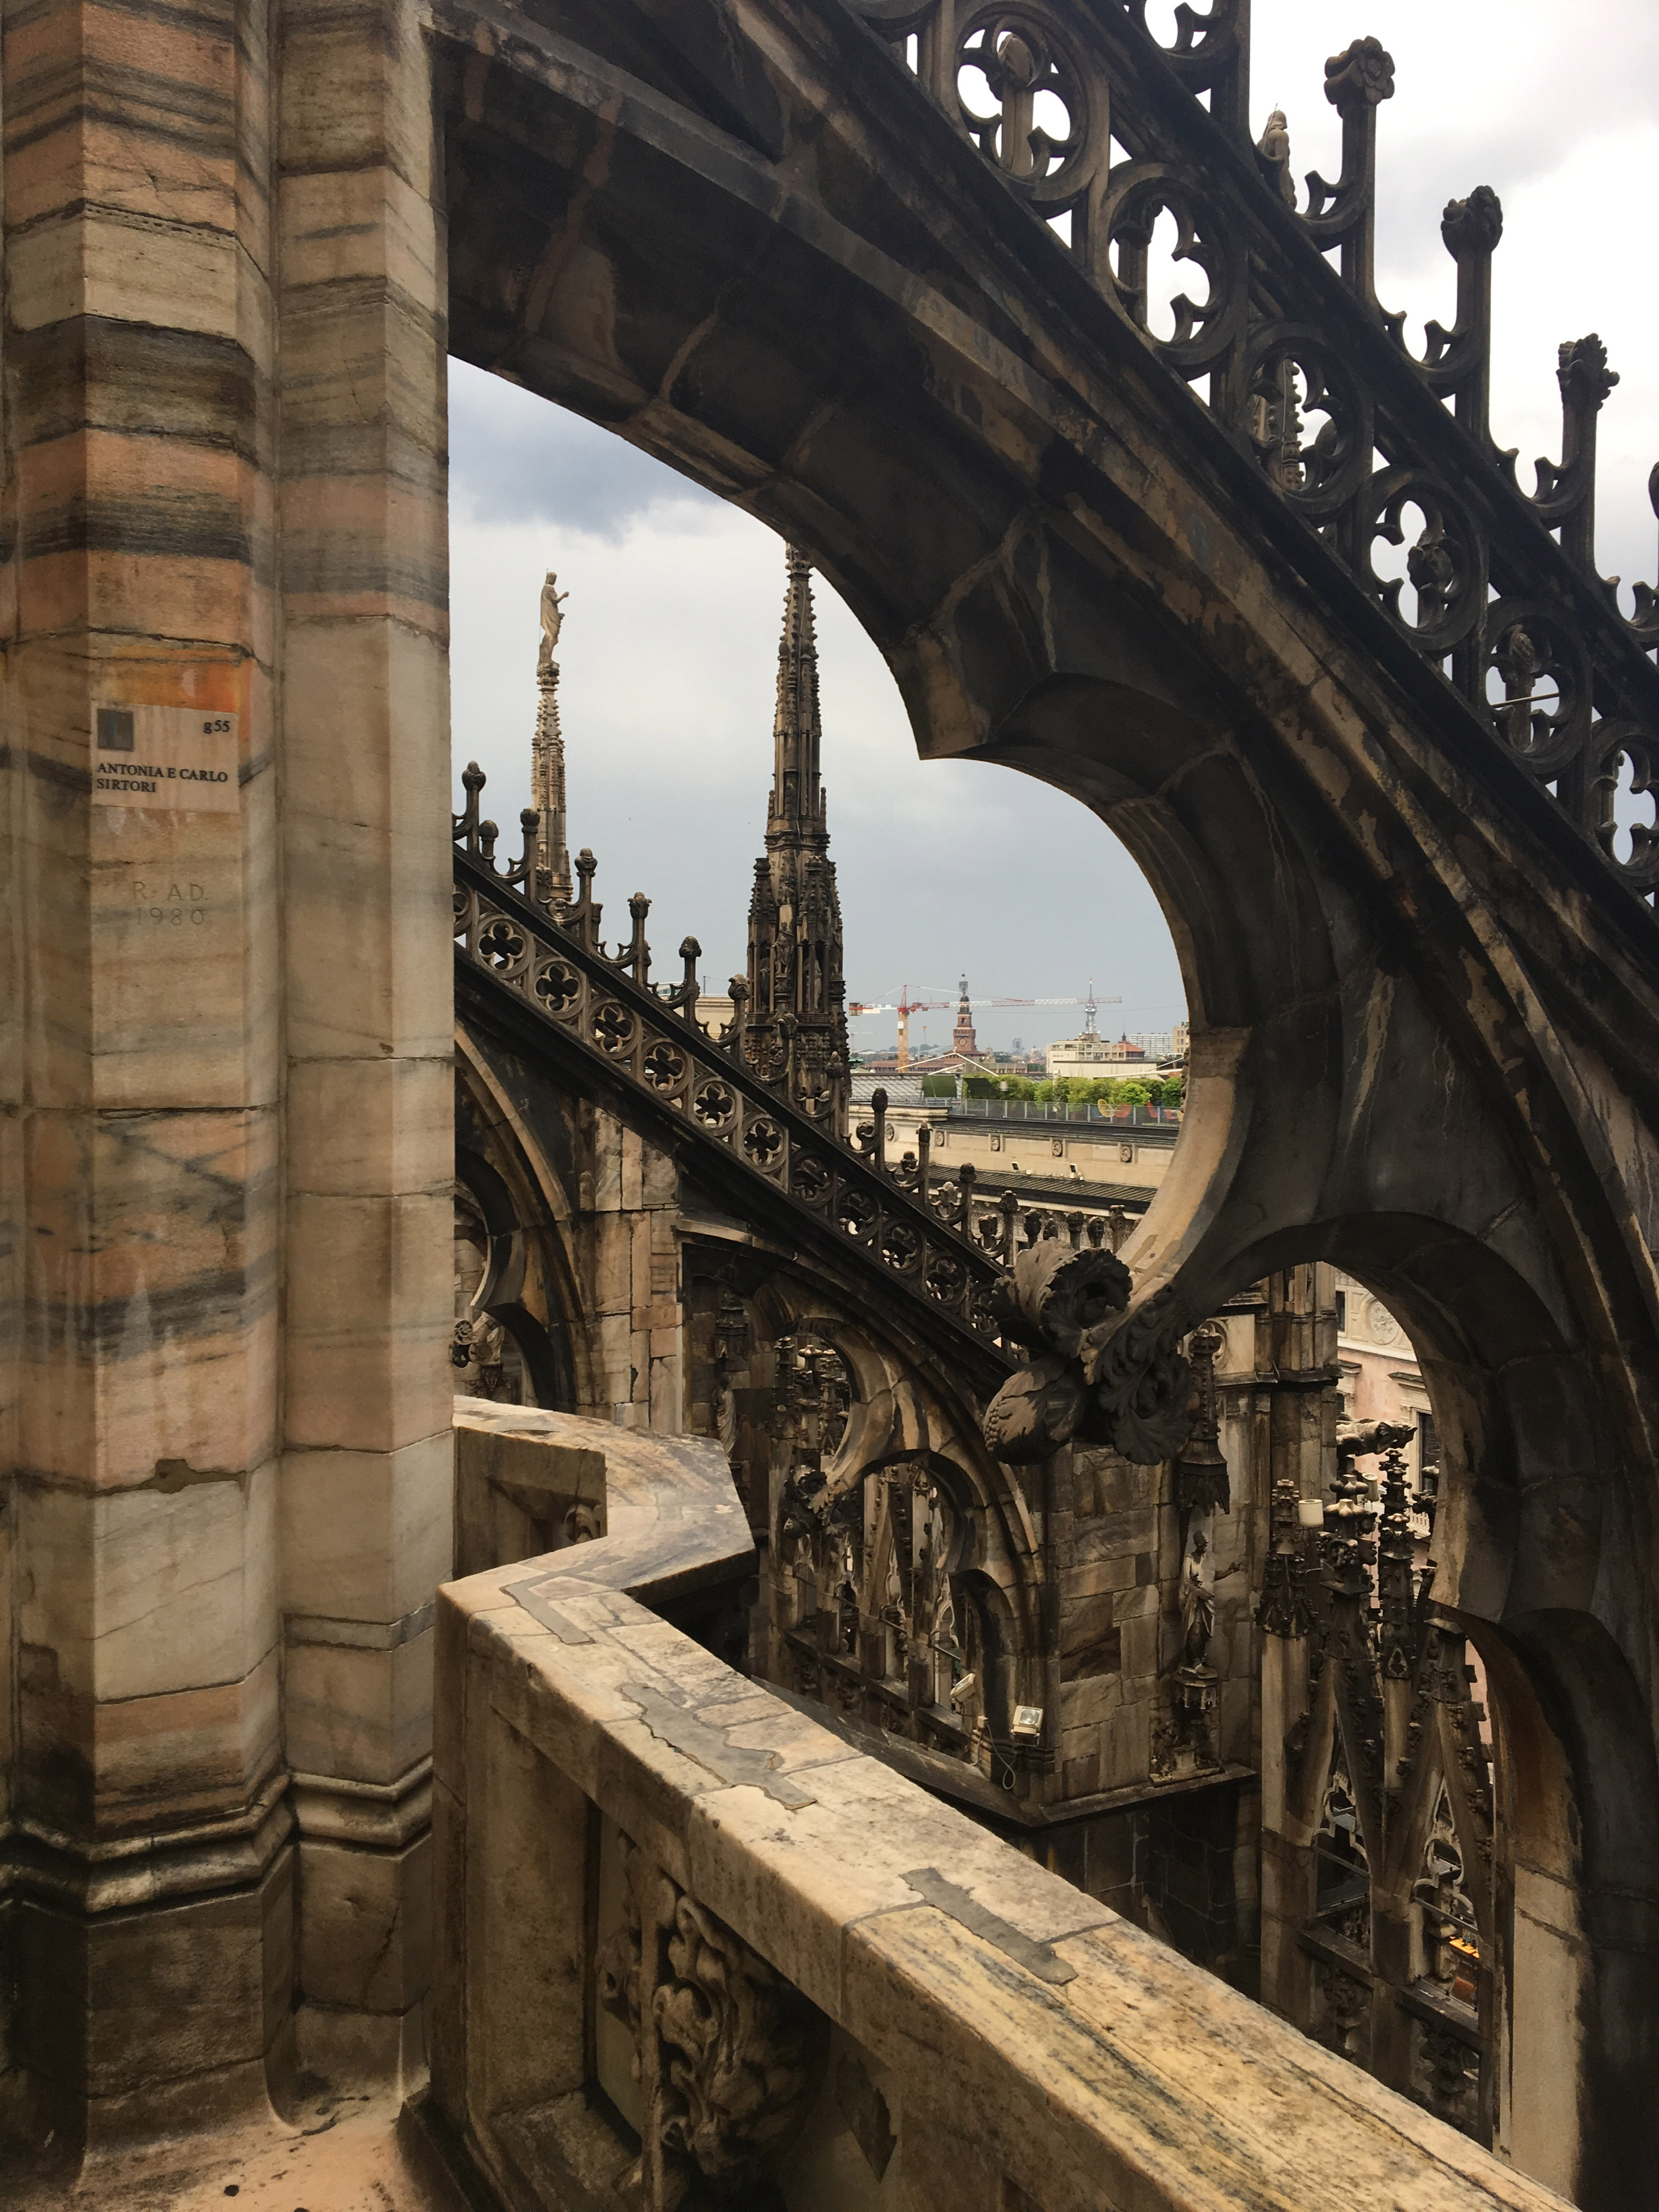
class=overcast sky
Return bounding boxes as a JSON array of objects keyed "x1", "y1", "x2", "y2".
[{"x1": 450, "y1": 0, "x2": 1658, "y2": 1061}]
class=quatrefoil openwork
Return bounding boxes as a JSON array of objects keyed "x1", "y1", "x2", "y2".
[
  {"x1": 641, "y1": 1039, "x2": 687, "y2": 1091},
  {"x1": 791, "y1": 1154, "x2": 833, "y2": 1206},
  {"x1": 591, "y1": 1001, "x2": 636, "y2": 1054},
  {"x1": 837, "y1": 1188, "x2": 879, "y2": 1243},
  {"x1": 477, "y1": 915, "x2": 528, "y2": 975},
  {"x1": 955, "y1": 9, "x2": 1099, "y2": 206},
  {"x1": 533, "y1": 959, "x2": 582, "y2": 1016},
  {"x1": 880, "y1": 1221, "x2": 923, "y2": 1273},
  {"x1": 743, "y1": 1116, "x2": 786, "y2": 1170},
  {"x1": 692, "y1": 1078, "x2": 736, "y2": 1129}
]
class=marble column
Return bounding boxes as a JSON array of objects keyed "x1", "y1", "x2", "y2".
[
  {"x1": 274, "y1": 0, "x2": 453, "y2": 2090},
  {"x1": 1, "y1": 0, "x2": 452, "y2": 2154},
  {"x1": 1, "y1": 0, "x2": 287, "y2": 2153}
]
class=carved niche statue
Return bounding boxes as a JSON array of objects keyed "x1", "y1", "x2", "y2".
[
  {"x1": 1179, "y1": 1526, "x2": 1217, "y2": 1670},
  {"x1": 981, "y1": 1240, "x2": 1194, "y2": 1467}
]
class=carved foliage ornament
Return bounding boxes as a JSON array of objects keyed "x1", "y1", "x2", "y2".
[
  {"x1": 981, "y1": 1244, "x2": 1193, "y2": 1466},
  {"x1": 655, "y1": 1893, "x2": 827, "y2": 2188},
  {"x1": 1441, "y1": 184, "x2": 1502, "y2": 259},
  {"x1": 1104, "y1": 163, "x2": 1245, "y2": 374},
  {"x1": 1087, "y1": 1286, "x2": 1197, "y2": 1463},
  {"x1": 1323, "y1": 34, "x2": 1395, "y2": 112},
  {"x1": 598, "y1": 1837, "x2": 827, "y2": 2200}
]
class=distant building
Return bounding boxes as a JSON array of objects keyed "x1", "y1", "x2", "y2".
[
  {"x1": 1334, "y1": 1268, "x2": 1436, "y2": 1501},
  {"x1": 951, "y1": 975, "x2": 978, "y2": 1059},
  {"x1": 850, "y1": 1071, "x2": 923, "y2": 1104},
  {"x1": 1046, "y1": 1029, "x2": 1148, "y2": 1079},
  {"x1": 696, "y1": 992, "x2": 736, "y2": 1042}
]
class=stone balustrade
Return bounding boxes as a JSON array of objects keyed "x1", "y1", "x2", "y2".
[{"x1": 430, "y1": 1409, "x2": 1571, "y2": 2212}]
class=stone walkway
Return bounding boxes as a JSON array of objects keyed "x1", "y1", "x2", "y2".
[{"x1": 10, "y1": 2094, "x2": 472, "y2": 2212}]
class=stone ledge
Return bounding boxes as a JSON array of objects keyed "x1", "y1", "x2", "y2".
[{"x1": 0, "y1": 1768, "x2": 293, "y2": 1914}]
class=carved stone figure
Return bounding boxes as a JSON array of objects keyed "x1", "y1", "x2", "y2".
[
  {"x1": 538, "y1": 568, "x2": 568, "y2": 667},
  {"x1": 1256, "y1": 108, "x2": 1295, "y2": 206},
  {"x1": 1176, "y1": 1528, "x2": 1243, "y2": 1669},
  {"x1": 1336, "y1": 1415, "x2": 1413, "y2": 1463},
  {"x1": 1179, "y1": 1528, "x2": 1217, "y2": 1670}
]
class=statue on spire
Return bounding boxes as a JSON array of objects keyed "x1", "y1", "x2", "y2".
[
  {"x1": 531, "y1": 571, "x2": 573, "y2": 907},
  {"x1": 538, "y1": 571, "x2": 568, "y2": 672}
]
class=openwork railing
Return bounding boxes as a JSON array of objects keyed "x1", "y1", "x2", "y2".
[
  {"x1": 853, "y1": 0, "x2": 1659, "y2": 905},
  {"x1": 455, "y1": 767, "x2": 1120, "y2": 1348}
]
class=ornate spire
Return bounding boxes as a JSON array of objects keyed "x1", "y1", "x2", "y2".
[
  {"x1": 745, "y1": 546, "x2": 849, "y2": 1132},
  {"x1": 766, "y1": 543, "x2": 828, "y2": 856},
  {"x1": 531, "y1": 569, "x2": 573, "y2": 908}
]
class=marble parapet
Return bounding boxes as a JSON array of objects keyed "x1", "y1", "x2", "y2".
[{"x1": 431, "y1": 1409, "x2": 1570, "y2": 2212}]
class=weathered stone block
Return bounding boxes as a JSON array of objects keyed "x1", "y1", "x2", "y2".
[
  {"x1": 1058, "y1": 1594, "x2": 1121, "y2": 1681},
  {"x1": 297, "y1": 1831, "x2": 431, "y2": 2013},
  {"x1": 282, "y1": 1629, "x2": 433, "y2": 1787},
  {"x1": 281, "y1": 1431, "x2": 453, "y2": 1622}
]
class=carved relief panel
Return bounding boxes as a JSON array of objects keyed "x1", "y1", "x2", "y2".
[{"x1": 592, "y1": 1823, "x2": 830, "y2": 2208}]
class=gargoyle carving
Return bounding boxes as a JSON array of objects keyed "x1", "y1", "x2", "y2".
[
  {"x1": 1337, "y1": 1416, "x2": 1413, "y2": 1462},
  {"x1": 981, "y1": 1245, "x2": 1194, "y2": 1467},
  {"x1": 654, "y1": 1893, "x2": 826, "y2": 2194}
]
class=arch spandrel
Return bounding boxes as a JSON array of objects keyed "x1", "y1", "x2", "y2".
[
  {"x1": 456, "y1": 1028, "x2": 594, "y2": 1412},
  {"x1": 438, "y1": 0, "x2": 1659, "y2": 1373},
  {"x1": 746, "y1": 1297, "x2": 1043, "y2": 1585}
]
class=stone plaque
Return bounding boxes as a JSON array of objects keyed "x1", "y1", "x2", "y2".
[{"x1": 92, "y1": 704, "x2": 239, "y2": 811}]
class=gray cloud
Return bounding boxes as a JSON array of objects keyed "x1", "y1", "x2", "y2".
[{"x1": 449, "y1": 360, "x2": 721, "y2": 539}]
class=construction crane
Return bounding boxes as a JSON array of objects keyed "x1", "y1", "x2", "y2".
[
  {"x1": 977, "y1": 984, "x2": 1123, "y2": 1029},
  {"x1": 845, "y1": 984, "x2": 950, "y2": 1072},
  {"x1": 847, "y1": 980, "x2": 1123, "y2": 1070}
]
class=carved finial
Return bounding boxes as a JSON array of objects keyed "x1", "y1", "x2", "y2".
[
  {"x1": 1558, "y1": 334, "x2": 1618, "y2": 413},
  {"x1": 1323, "y1": 35, "x2": 1395, "y2": 112},
  {"x1": 1649, "y1": 460, "x2": 1659, "y2": 520},
  {"x1": 1440, "y1": 185, "x2": 1502, "y2": 259},
  {"x1": 1175, "y1": 1318, "x2": 1229, "y2": 1517}
]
